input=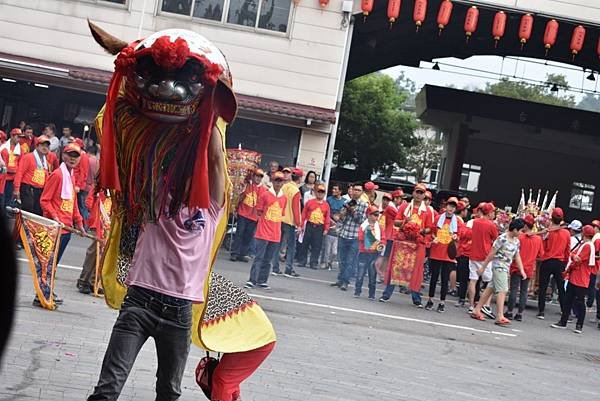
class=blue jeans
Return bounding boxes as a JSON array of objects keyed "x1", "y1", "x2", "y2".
[
  {"x1": 57, "y1": 233, "x2": 71, "y2": 264},
  {"x1": 337, "y1": 237, "x2": 358, "y2": 285},
  {"x1": 382, "y1": 284, "x2": 422, "y2": 304},
  {"x1": 77, "y1": 191, "x2": 90, "y2": 222},
  {"x1": 88, "y1": 286, "x2": 192, "y2": 401},
  {"x1": 355, "y1": 253, "x2": 378, "y2": 298},
  {"x1": 231, "y1": 215, "x2": 257, "y2": 258},
  {"x1": 249, "y1": 238, "x2": 279, "y2": 285},
  {"x1": 272, "y1": 223, "x2": 296, "y2": 274}
]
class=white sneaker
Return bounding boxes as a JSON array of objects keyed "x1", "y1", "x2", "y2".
[{"x1": 468, "y1": 306, "x2": 474, "y2": 314}]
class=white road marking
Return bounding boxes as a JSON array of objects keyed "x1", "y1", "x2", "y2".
[
  {"x1": 250, "y1": 293, "x2": 517, "y2": 338},
  {"x1": 17, "y1": 257, "x2": 83, "y2": 271}
]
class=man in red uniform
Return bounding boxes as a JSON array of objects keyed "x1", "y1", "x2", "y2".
[
  {"x1": 38, "y1": 143, "x2": 84, "y2": 307},
  {"x1": 0, "y1": 128, "x2": 25, "y2": 206},
  {"x1": 73, "y1": 138, "x2": 90, "y2": 223},
  {"x1": 230, "y1": 168, "x2": 265, "y2": 262},
  {"x1": 506, "y1": 214, "x2": 544, "y2": 321},
  {"x1": 425, "y1": 197, "x2": 459, "y2": 313},
  {"x1": 379, "y1": 183, "x2": 434, "y2": 305},
  {"x1": 467, "y1": 202, "x2": 498, "y2": 317},
  {"x1": 537, "y1": 207, "x2": 571, "y2": 319},
  {"x1": 297, "y1": 183, "x2": 330, "y2": 269},
  {"x1": 14, "y1": 135, "x2": 52, "y2": 215},
  {"x1": 551, "y1": 225, "x2": 596, "y2": 333},
  {"x1": 246, "y1": 171, "x2": 286, "y2": 290}
]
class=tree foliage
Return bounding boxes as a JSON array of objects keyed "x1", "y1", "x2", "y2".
[
  {"x1": 483, "y1": 74, "x2": 575, "y2": 108},
  {"x1": 336, "y1": 73, "x2": 418, "y2": 179},
  {"x1": 577, "y1": 93, "x2": 600, "y2": 112},
  {"x1": 404, "y1": 128, "x2": 444, "y2": 183}
]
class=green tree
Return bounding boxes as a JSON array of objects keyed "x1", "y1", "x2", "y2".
[
  {"x1": 336, "y1": 73, "x2": 418, "y2": 179},
  {"x1": 483, "y1": 74, "x2": 575, "y2": 108},
  {"x1": 578, "y1": 93, "x2": 600, "y2": 112},
  {"x1": 404, "y1": 128, "x2": 444, "y2": 182}
]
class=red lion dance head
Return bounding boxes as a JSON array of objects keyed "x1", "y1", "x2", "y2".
[{"x1": 89, "y1": 21, "x2": 237, "y2": 217}]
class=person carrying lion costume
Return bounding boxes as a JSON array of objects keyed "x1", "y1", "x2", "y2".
[{"x1": 86, "y1": 22, "x2": 275, "y2": 401}]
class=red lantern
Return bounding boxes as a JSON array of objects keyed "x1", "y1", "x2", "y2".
[
  {"x1": 570, "y1": 25, "x2": 586, "y2": 59},
  {"x1": 543, "y1": 19, "x2": 559, "y2": 55},
  {"x1": 388, "y1": 0, "x2": 402, "y2": 27},
  {"x1": 437, "y1": 0, "x2": 453, "y2": 35},
  {"x1": 319, "y1": 0, "x2": 329, "y2": 7},
  {"x1": 361, "y1": 0, "x2": 374, "y2": 18},
  {"x1": 597, "y1": 37, "x2": 600, "y2": 58},
  {"x1": 492, "y1": 11, "x2": 506, "y2": 47},
  {"x1": 519, "y1": 14, "x2": 534, "y2": 49},
  {"x1": 414, "y1": 0, "x2": 427, "y2": 31},
  {"x1": 464, "y1": 6, "x2": 479, "y2": 42}
]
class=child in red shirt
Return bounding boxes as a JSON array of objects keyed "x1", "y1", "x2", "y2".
[
  {"x1": 246, "y1": 172, "x2": 286, "y2": 290},
  {"x1": 297, "y1": 183, "x2": 330, "y2": 269},
  {"x1": 355, "y1": 205, "x2": 386, "y2": 299},
  {"x1": 506, "y1": 214, "x2": 544, "y2": 321},
  {"x1": 231, "y1": 169, "x2": 265, "y2": 262},
  {"x1": 425, "y1": 197, "x2": 460, "y2": 313},
  {"x1": 551, "y1": 225, "x2": 596, "y2": 333}
]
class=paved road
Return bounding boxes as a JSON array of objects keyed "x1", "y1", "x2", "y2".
[{"x1": 2, "y1": 236, "x2": 600, "y2": 401}]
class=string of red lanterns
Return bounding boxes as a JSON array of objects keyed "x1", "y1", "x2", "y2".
[
  {"x1": 543, "y1": 19, "x2": 559, "y2": 56},
  {"x1": 518, "y1": 13, "x2": 534, "y2": 50},
  {"x1": 387, "y1": 0, "x2": 401, "y2": 28},
  {"x1": 492, "y1": 11, "x2": 506, "y2": 47},
  {"x1": 413, "y1": 0, "x2": 427, "y2": 32},
  {"x1": 436, "y1": 0, "x2": 453, "y2": 36},
  {"x1": 464, "y1": 6, "x2": 479, "y2": 43}
]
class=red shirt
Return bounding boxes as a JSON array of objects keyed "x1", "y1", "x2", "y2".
[
  {"x1": 1, "y1": 143, "x2": 21, "y2": 178},
  {"x1": 358, "y1": 222, "x2": 386, "y2": 253},
  {"x1": 14, "y1": 152, "x2": 49, "y2": 191},
  {"x1": 254, "y1": 188, "x2": 286, "y2": 242},
  {"x1": 510, "y1": 233, "x2": 544, "y2": 277},
  {"x1": 47, "y1": 152, "x2": 59, "y2": 172},
  {"x1": 429, "y1": 215, "x2": 457, "y2": 262},
  {"x1": 237, "y1": 183, "x2": 264, "y2": 222},
  {"x1": 73, "y1": 151, "x2": 89, "y2": 190},
  {"x1": 40, "y1": 167, "x2": 83, "y2": 233},
  {"x1": 383, "y1": 203, "x2": 399, "y2": 240},
  {"x1": 85, "y1": 190, "x2": 112, "y2": 240},
  {"x1": 302, "y1": 198, "x2": 331, "y2": 231},
  {"x1": 457, "y1": 218, "x2": 472, "y2": 258},
  {"x1": 470, "y1": 218, "x2": 498, "y2": 261},
  {"x1": 567, "y1": 242, "x2": 595, "y2": 288},
  {"x1": 542, "y1": 228, "x2": 571, "y2": 263}
]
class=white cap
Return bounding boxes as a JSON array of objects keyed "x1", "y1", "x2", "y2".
[{"x1": 568, "y1": 220, "x2": 582, "y2": 231}]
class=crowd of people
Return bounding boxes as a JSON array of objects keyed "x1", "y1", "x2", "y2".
[
  {"x1": 0, "y1": 122, "x2": 107, "y2": 305},
  {"x1": 230, "y1": 162, "x2": 600, "y2": 334}
]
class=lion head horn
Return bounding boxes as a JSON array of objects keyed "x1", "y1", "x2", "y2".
[{"x1": 88, "y1": 19, "x2": 129, "y2": 55}]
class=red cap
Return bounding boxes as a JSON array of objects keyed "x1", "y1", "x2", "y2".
[
  {"x1": 456, "y1": 201, "x2": 467, "y2": 212},
  {"x1": 447, "y1": 197, "x2": 459, "y2": 206},
  {"x1": 63, "y1": 143, "x2": 82, "y2": 155},
  {"x1": 366, "y1": 205, "x2": 380, "y2": 216},
  {"x1": 425, "y1": 191, "x2": 433, "y2": 200},
  {"x1": 480, "y1": 203, "x2": 495, "y2": 215},
  {"x1": 292, "y1": 167, "x2": 304, "y2": 177},
  {"x1": 9, "y1": 128, "x2": 22, "y2": 137},
  {"x1": 583, "y1": 225, "x2": 595, "y2": 238},
  {"x1": 74, "y1": 138, "x2": 85, "y2": 148},
  {"x1": 414, "y1": 183, "x2": 427, "y2": 192},
  {"x1": 272, "y1": 171, "x2": 285, "y2": 181},
  {"x1": 382, "y1": 192, "x2": 393, "y2": 200},
  {"x1": 523, "y1": 214, "x2": 535, "y2": 226},
  {"x1": 364, "y1": 181, "x2": 379, "y2": 191},
  {"x1": 36, "y1": 135, "x2": 51, "y2": 146},
  {"x1": 392, "y1": 189, "x2": 404, "y2": 199},
  {"x1": 551, "y1": 207, "x2": 564, "y2": 219}
]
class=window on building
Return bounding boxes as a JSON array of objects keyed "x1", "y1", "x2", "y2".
[
  {"x1": 459, "y1": 163, "x2": 481, "y2": 192},
  {"x1": 193, "y1": 0, "x2": 225, "y2": 21},
  {"x1": 162, "y1": 0, "x2": 192, "y2": 15},
  {"x1": 161, "y1": 0, "x2": 291, "y2": 33},
  {"x1": 569, "y1": 182, "x2": 595, "y2": 212}
]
